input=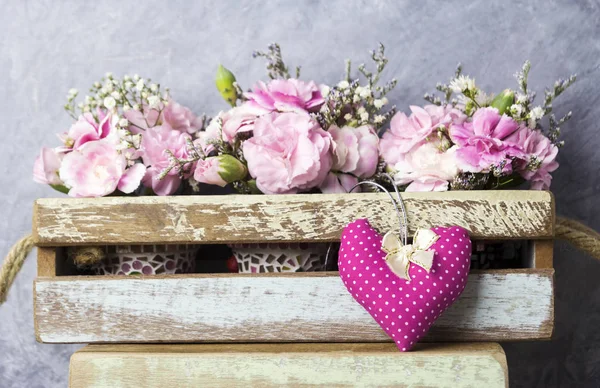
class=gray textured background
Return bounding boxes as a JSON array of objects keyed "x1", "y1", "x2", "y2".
[{"x1": 1, "y1": 0, "x2": 599, "y2": 387}]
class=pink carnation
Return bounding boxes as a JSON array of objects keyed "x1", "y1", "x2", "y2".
[
  {"x1": 320, "y1": 172, "x2": 359, "y2": 194},
  {"x1": 393, "y1": 143, "x2": 459, "y2": 192},
  {"x1": 33, "y1": 147, "x2": 63, "y2": 186},
  {"x1": 198, "y1": 106, "x2": 261, "y2": 154},
  {"x1": 162, "y1": 99, "x2": 204, "y2": 134},
  {"x1": 243, "y1": 112, "x2": 333, "y2": 194},
  {"x1": 193, "y1": 157, "x2": 227, "y2": 187},
  {"x1": 59, "y1": 139, "x2": 146, "y2": 197},
  {"x1": 506, "y1": 127, "x2": 559, "y2": 190},
  {"x1": 60, "y1": 112, "x2": 116, "y2": 150},
  {"x1": 141, "y1": 124, "x2": 192, "y2": 196},
  {"x1": 380, "y1": 105, "x2": 466, "y2": 166},
  {"x1": 450, "y1": 107, "x2": 523, "y2": 173},
  {"x1": 124, "y1": 99, "x2": 201, "y2": 134},
  {"x1": 244, "y1": 79, "x2": 325, "y2": 114},
  {"x1": 329, "y1": 125, "x2": 379, "y2": 178}
]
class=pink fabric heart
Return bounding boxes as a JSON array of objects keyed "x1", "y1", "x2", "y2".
[{"x1": 338, "y1": 218, "x2": 472, "y2": 351}]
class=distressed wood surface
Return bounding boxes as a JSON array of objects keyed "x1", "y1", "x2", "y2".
[
  {"x1": 33, "y1": 191, "x2": 555, "y2": 246},
  {"x1": 37, "y1": 247, "x2": 56, "y2": 277},
  {"x1": 533, "y1": 240, "x2": 554, "y2": 268},
  {"x1": 69, "y1": 343, "x2": 508, "y2": 388},
  {"x1": 35, "y1": 269, "x2": 553, "y2": 344}
]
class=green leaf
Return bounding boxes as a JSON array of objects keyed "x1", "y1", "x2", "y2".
[{"x1": 50, "y1": 184, "x2": 69, "y2": 194}]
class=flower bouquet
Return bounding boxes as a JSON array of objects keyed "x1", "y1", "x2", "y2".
[{"x1": 380, "y1": 62, "x2": 575, "y2": 191}]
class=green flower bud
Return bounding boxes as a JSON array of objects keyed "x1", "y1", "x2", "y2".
[
  {"x1": 217, "y1": 154, "x2": 247, "y2": 183},
  {"x1": 490, "y1": 89, "x2": 515, "y2": 115},
  {"x1": 465, "y1": 100, "x2": 475, "y2": 116},
  {"x1": 215, "y1": 65, "x2": 238, "y2": 107},
  {"x1": 246, "y1": 179, "x2": 262, "y2": 194}
]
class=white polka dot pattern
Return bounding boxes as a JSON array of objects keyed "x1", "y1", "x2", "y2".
[{"x1": 338, "y1": 218, "x2": 472, "y2": 352}]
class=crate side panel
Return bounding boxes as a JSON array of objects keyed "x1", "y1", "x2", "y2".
[
  {"x1": 34, "y1": 191, "x2": 555, "y2": 245},
  {"x1": 36, "y1": 270, "x2": 553, "y2": 343}
]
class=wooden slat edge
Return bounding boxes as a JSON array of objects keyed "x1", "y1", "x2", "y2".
[
  {"x1": 69, "y1": 343, "x2": 508, "y2": 388},
  {"x1": 36, "y1": 247, "x2": 56, "y2": 276},
  {"x1": 33, "y1": 191, "x2": 555, "y2": 245},
  {"x1": 533, "y1": 240, "x2": 554, "y2": 268},
  {"x1": 35, "y1": 269, "x2": 554, "y2": 344}
]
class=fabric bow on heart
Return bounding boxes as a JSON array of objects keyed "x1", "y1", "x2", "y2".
[{"x1": 382, "y1": 229, "x2": 440, "y2": 282}]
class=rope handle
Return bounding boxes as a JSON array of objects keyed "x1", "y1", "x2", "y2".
[{"x1": 1, "y1": 217, "x2": 599, "y2": 305}]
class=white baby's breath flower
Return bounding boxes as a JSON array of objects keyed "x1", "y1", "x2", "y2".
[
  {"x1": 374, "y1": 99, "x2": 385, "y2": 109},
  {"x1": 119, "y1": 118, "x2": 129, "y2": 127},
  {"x1": 77, "y1": 102, "x2": 84, "y2": 109},
  {"x1": 124, "y1": 81, "x2": 133, "y2": 89},
  {"x1": 68, "y1": 88, "x2": 78, "y2": 96},
  {"x1": 83, "y1": 105, "x2": 90, "y2": 112},
  {"x1": 133, "y1": 74, "x2": 140, "y2": 81},
  {"x1": 116, "y1": 140, "x2": 129, "y2": 151},
  {"x1": 343, "y1": 113, "x2": 353, "y2": 121},
  {"x1": 374, "y1": 115, "x2": 385, "y2": 124},
  {"x1": 528, "y1": 118, "x2": 537, "y2": 129},
  {"x1": 357, "y1": 106, "x2": 366, "y2": 115},
  {"x1": 147, "y1": 95, "x2": 161, "y2": 108},
  {"x1": 141, "y1": 91, "x2": 148, "y2": 99},
  {"x1": 150, "y1": 83, "x2": 158, "y2": 92},
  {"x1": 530, "y1": 106, "x2": 545, "y2": 121},
  {"x1": 510, "y1": 104, "x2": 523, "y2": 117},
  {"x1": 337, "y1": 80, "x2": 349, "y2": 89},
  {"x1": 450, "y1": 75, "x2": 476, "y2": 93},
  {"x1": 352, "y1": 95, "x2": 361, "y2": 103},
  {"x1": 123, "y1": 104, "x2": 131, "y2": 112},
  {"x1": 123, "y1": 75, "x2": 131, "y2": 81},
  {"x1": 93, "y1": 82, "x2": 101, "y2": 88},
  {"x1": 475, "y1": 91, "x2": 493, "y2": 106},
  {"x1": 111, "y1": 91, "x2": 121, "y2": 100},
  {"x1": 135, "y1": 79, "x2": 145, "y2": 91},
  {"x1": 103, "y1": 96, "x2": 116, "y2": 110},
  {"x1": 105, "y1": 72, "x2": 113, "y2": 79},
  {"x1": 360, "y1": 112, "x2": 369, "y2": 121},
  {"x1": 516, "y1": 93, "x2": 528, "y2": 104},
  {"x1": 359, "y1": 86, "x2": 371, "y2": 99},
  {"x1": 320, "y1": 85, "x2": 330, "y2": 98},
  {"x1": 132, "y1": 104, "x2": 140, "y2": 111}
]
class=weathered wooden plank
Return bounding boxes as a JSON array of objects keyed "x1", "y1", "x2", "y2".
[
  {"x1": 69, "y1": 343, "x2": 508, "y2": 388},
  {"x1": 35, "y1": 269, "x2": 553, "y2": 343},
  {"x1": 37, "y1": 247, "x2": 56, "y2": 277},
  {"x1": 32, "y1": 191, "x2": 555, "y2": 245},
  {"x1": 533, "y1": 240, "x2": 554, "y2": 268}
]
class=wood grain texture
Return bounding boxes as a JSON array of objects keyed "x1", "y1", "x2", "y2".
[
  {"x1": 35, "y1": 269, "x2": 554, "y2": 344},
  {"x1": 33, "y1": 191, "x2": 555, "y2": 246},
  {"x1": 69, "y1": 343, "x2": 508, "y2": 388},
  {"x1": 533, "y1": 240, "x2": 554, "y2": 268},
  {"x1": 37, "y1": 247, "x2": 56, "y2": 277}
]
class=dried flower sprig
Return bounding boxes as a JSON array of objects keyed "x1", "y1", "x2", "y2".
[
  {"x1": 316, "y1": 43, "x2": 397, "y2": 132},
  {"x1": 253, "y1": 43, "x2": 301, "y2": 80}
]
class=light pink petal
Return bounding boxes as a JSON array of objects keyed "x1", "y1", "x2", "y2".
[{"x1": 118, "y1": 163, "x2": 147, "y2": 193}]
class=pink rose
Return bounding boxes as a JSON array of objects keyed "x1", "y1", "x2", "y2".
[
  {"x1": 59, "y1": 139, "x2": 146, "y2": 197},
  {"x1": 141, "y1": 124, "x2": 192, "y2": 196},
  {"x1": 60, "y1": 112, "x2": 116, "y2": 150},
  {"x1": 193, "y1": 157, "x2": 227, "y2": 187},
  {"x1": 506, "y1": 127, "x2": 559, "y2": 190},
  {"x1": 320, "y1": 172, "x2": 359, "y2": 194},
  {"x1": 380, "y1": 105, "x2": 466, "y2": 166},
  {"x1": 330, "y1": 125, "x2": 379, "y2": 178},
  {"x1": 243, "y1": 112, "x2": 333, "y2": 194},
  {"x1": 162, "y1": 99, "x2": 204, "y2": 134},
  {"x1": 450, "y1": 107, "x2": 523, "y2": 173},
  {"x1": 393, "y1": 143, "x2": 459, "y2": 192},
  {"x1": 244, "y1": 79, "x2": 325, "y2": 114},
  {"x1": 33, "y1": 147, "x2": 63, "y2": 185}
]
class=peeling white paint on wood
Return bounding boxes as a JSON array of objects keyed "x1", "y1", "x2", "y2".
[
  {"x1": 35, "y1": 270, "x2": 553, "y2": 343},
  {"x1": 68, "y1": 343, "x2": 508, "y2": 388},
  {"x1": 33, "y1": 191, "x2": 555, "y2": 245}
]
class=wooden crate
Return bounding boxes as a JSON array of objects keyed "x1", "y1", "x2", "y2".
[
  {"x1": 69, "y1": 343, "x2": 509, "y2": 388},
  {"x1": 33, "y1": 191, "x2": 555, "y2": 344}
]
